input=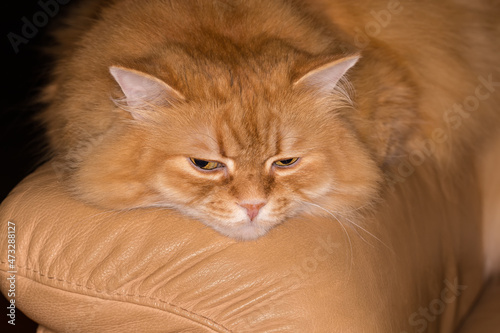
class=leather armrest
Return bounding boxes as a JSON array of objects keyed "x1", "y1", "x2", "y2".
[{"x1": 0, "y1": 164, "x2": 488, "y2": 332}]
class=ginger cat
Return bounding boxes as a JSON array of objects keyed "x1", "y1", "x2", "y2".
[{"x1": 41, "y1": 0, "x2": 500, "y2": 244}]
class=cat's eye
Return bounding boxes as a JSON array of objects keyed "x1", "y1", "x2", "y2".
[
  {"x1": 273, "y1": 157, "x2": 299, "y2": 167},
  {"x1": 189, "y1": 158, "x2": 223, "y2": 170}
]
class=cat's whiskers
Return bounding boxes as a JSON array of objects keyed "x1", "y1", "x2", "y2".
[
  {"x1": 341, "y1": 202, "x2": 373, "y2": 214},
  {"x1": 299, "y1": 200, "x2": 353, "y2": 281},
  {"x1": 301, "y1": 200, "x2": 392, "y2": 252},
  {"x1": 334, "y1": 211, "x2": 392, "y2": 253}
]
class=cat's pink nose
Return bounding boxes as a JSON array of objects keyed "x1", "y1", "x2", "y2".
[{"x1": 239, "y1": 201, "x2": 266, "y2": 221}]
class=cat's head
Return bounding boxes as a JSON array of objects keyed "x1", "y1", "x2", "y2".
[{"x1": 66, "y1": 55, "x2": 382, "y2": 240}]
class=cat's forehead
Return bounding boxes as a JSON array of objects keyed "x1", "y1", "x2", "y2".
[
  {"x1": 217, "y1": 112, "x2": 283, "y2": 158},
  {"x1": 186, "y1": 100, "x2": 302, "y2": 161}
]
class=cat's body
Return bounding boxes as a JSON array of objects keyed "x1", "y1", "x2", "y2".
[{"x1": 41, "y1": 0, "x2": 499, "y2": 257}]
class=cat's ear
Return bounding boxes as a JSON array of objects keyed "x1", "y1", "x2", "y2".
[
  {"x1": 294, "y1": 55, "x2": 360, "y2": 95},
  {"x1": 109, "y1": 66, "x2": 184, "y2": 118}
]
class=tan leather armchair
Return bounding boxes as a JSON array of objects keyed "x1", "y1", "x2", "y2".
[{"x1": 1, "y1": 136, "x2": 499, "y2": 332}]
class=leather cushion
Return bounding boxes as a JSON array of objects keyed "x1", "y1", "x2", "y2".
[{"x1": 0, "y1": 164, "x2": 490, "y2": 332}]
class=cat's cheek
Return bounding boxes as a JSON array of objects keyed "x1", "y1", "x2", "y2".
[
  {"x1": 304, "y1": 168, "x2": 335, "y2": 193},
  {"x1": 271, "y1": 156, "x2": 333, "y2": 198},
  {"x1": 288, "y1": 166, "x2": 335, "y2": 202},
  {"x1": 69, "y1": 169, "x2": 162, "y2": 210},
  {"x1": 153, "y1": 173, "x2": 195, "y2": 205}
]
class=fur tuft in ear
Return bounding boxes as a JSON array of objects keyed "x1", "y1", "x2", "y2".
[
  {"x1": 109, "y1": 66, "x2": 184, "y2": 119},
  {"x1": 294, "y1": 55, "x2": 360, "y2": 96}
]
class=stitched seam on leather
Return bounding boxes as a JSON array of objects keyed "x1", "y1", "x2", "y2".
[{"x1": 0, "y1": 262, "x2": 232, "y2": 332}]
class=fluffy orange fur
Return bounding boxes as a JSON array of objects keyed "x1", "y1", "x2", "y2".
[{"x1": 40, "y1": 0, "x2": 499, "y2": 241}]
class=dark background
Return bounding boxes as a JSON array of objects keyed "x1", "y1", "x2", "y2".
[{"x1": 1, "y1": 1, "x2": 78, "y2": 331}]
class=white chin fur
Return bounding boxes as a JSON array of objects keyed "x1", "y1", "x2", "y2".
[{"x1": 211, "y1": 221, "x2": 271, "y2": 241}]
